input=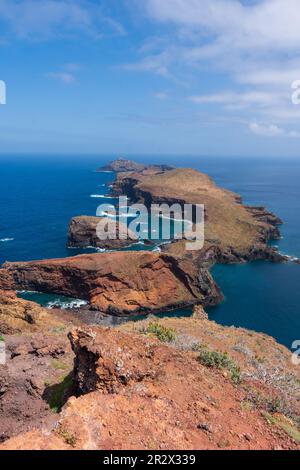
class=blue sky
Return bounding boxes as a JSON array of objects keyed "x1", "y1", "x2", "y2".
[{"x1": 0, "y1": 0, "x2": 300, "y2": 157}]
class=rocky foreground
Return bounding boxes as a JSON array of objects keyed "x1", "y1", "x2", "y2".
[{"x1": 0, "y1": 307, "x2": 299, "y2": 450}]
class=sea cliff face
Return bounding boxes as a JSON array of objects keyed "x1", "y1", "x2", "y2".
[
  {"x1": 0, "y1": 251, "x2": 222, "y2": 315},
  {"x1": 67, "y1": 216, "x2": 138, "y2": 250}
]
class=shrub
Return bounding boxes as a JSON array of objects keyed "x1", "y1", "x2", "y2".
[
  {"x1": 56, "y1": 426, "x2": 77, "y2": 447},
  {"x1": 143, "y1": 322, "x2": 177, "y2": 343},
  {"x1": 0, "y1": 335, "x2": 4, "y2": 342},
  {"x1": 263, "y1": 412, "x2": 300, "y2": 444},
  {"x1": 197, "y1": 347, "x2": 241, "y2": 384}
]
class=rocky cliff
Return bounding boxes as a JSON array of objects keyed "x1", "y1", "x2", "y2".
[
  {"x1": 0, "y1": 251, "x2": 222, "y2": 315},
  {"x1": 67, "y1": 216, "x2": 138, "y2": 250},
  {"x1": 97, "y1": 158, "x2": 174, "y2": 174},
  {"x1": 0, "y1": 290, "x2": 67, "y2": 334}
]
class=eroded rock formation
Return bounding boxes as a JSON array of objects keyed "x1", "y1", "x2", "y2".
[
  {"x1": 0, "y1": 290, "x2": 65, "y2": 334},
  {"x1": 0, "y1": 251, "x2": 222, "y2": 315},
  {"x1": 97, "y1": 158, "x2": 174, "y2": 174},
  {"x1": 67, "y1": 216, "x2": 138, "y2": 250},
  {"x1": 1, "y1": 322, "x2": 299, "y2": 450},
  {"x1": 0, "y1": 332, "x2": 73, "y2": 443}
]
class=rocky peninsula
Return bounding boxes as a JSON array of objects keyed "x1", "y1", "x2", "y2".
[
  {"x1": 0, "y1": 159, "x2": 288, "y2": 318},
  {"x1": 110, "y1": 159, "x2": 284, "y2": 264}
]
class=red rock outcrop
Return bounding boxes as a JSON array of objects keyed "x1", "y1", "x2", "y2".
[
  {"x1": 0, "y1": 290, "x2": 66, "y2": 334},
  {"x1": 67, "y1": 216, "x2": 139, "y2": 250},
  {"x1": 0, "y1": 252, "x2": 222, "y2": 315},
  {"x1": 0, "y1": 332, "x2": 73, "y2": 443},
  {"x1": 1, "y1": 324, "x2": 299, "y2": 450}
]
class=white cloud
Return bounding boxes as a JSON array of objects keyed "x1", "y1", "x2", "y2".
[
  {"x1": 0, "y1": 0, "x2": 125, "y2": 40},
  {"x1": 153, "y1": 91, "x2": 169, "y2": 100},
  {"x1": 122, "y1": 51, "x2": 174, "y2": 79},
  {"x1": 122, "y1": 1, "x2": 300, "y2": 135},
  {"x1": 145, "y1": 0, "x2": 300, "y2": 52},
  {"x1": 249, "y1": 122, "x2": 300, "y2": 138},
  {"x1": 47, "y1": 72, "x2": 76, "y2": 84},
  {"x1": 189, "y1": 91, "x2": 281, "y2": 107}
]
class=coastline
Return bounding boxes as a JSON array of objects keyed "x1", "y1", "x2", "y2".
[{"x1": 0, "y1": 157, "x2": 300, "y2": 450}]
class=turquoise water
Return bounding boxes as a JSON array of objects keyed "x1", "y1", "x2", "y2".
[{"x1": 0, "y1": 155, "x2": 300, "y2": 348}]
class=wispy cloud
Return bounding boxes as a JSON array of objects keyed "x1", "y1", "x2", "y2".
[
  {"x1": 125, "y1": 0, "x2": 300, "y2": 136},
  {"x1": 122, "y1": 51, "x2": 174, "y2": 79},
  {"x1": 153, "y1": 91, "x2": 169, "y2": 100},
  {"x1": 47, "y1": 72, "x2": 76, "y2": 84},
  {"x1": 189, "y1": 91, "x2": 282, "y2": 108},
  {"x1": 0, "y1": 0, "x2": 126, "y2": 41},
  {"x1": 249, "y1": 122, "x2": 300, "y2": 138},
  {"x1": 47, "y1": 62, "x2": 83, "y2": 84}
]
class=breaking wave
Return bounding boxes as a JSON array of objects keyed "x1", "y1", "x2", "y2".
[{"x1": 47, "y1": 299, "x2": 88, "y2": 309}]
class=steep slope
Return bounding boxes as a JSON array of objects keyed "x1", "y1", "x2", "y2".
[{"x1": 1, "y1": 322, "x2": 299, "y2": 450}]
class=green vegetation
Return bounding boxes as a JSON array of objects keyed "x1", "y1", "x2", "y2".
[
  {"x1": 51, "y1": 359, "x2": 69, "y2": 371},
  {"x1": 197, "y1": 347, "x2": 241, "y2": 385},
  {"x1": 263, "y1": 412, "x2": 300, "y2": 444},
  {"x1": 46, "y1": 373, "x2": 73, "y2": 413},
  {"x1": 57, "y1": 427, "x2": 77, "y2": 447},
  {"x1": 0, "y1": 335, "x2": 4, "y2": 342},
  {"x1": 142, "y1": 321, "x2": 177, "y2": 343}
]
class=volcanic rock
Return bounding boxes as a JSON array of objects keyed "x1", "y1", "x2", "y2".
[
  {"x1": 97, "y1": 158, "x2": 174, "y2": 174},
  {"x1": 1, "y1": 323, "x2": 299, "y2": 450},
  {"x1": 0, "y1": 332, "x2": 73, "y2": 442},
  {"x1": 0, "y1": 251, "x2": 222, "y2": 315},
  {"x1": 0, "y1": 290, "x2": 65, "y2": 334},
  {"x1": 67, "y1": 216, "x2": 138, "y2": 250}
]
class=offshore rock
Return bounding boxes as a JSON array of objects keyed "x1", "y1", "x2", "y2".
[{"x1": 67, "y1": 216, "x2": 138, "y2": 250}]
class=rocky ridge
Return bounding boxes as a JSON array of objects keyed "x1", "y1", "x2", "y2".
[{"x1": 1, "y1": 318, "x2": 299, "y2": 450}]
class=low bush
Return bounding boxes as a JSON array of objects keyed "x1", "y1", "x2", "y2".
[
  {"x1": 142, "y1": 322, "x2": 177, "y2": 343},
  {"x1": 197, "y1": 347, "x2": 241, "y2": 384}
]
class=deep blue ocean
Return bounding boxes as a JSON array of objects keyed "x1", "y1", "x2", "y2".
[{"x1": 0, "y1": 155, "x2": 299, "y2": 349}]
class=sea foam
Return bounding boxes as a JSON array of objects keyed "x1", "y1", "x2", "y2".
[
  {"x1": 47, "y1": 299, "x2": 88, "y2": 310},
  {"x1": 90, "y1": 194, "x2": 116, "y2": 199}
]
